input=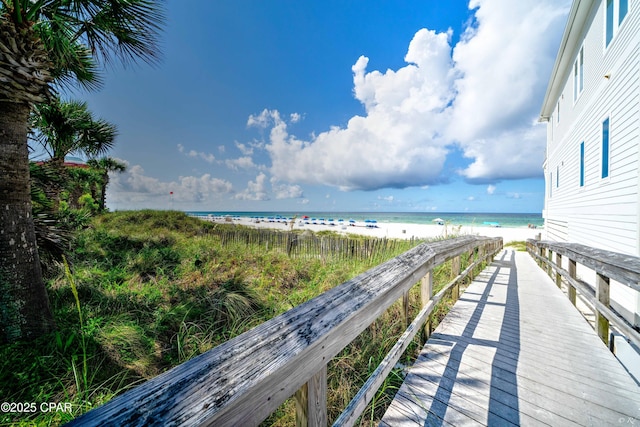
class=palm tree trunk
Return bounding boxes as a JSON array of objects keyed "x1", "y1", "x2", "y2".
[
  {"x1": 0, "y1": 101, "x2": 55, "y2": 342},
  {"x1": 47, "y1": 159, "x2": 66, "y2": 211}
]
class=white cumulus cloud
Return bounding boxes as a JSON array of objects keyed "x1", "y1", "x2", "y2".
[
  {"x1": 252, "y1": 0, "x2": 569, "y2": 191},
  {"x1": 235, "y1": 142, "x2": 254, "y2": 155},
  {"x1": 450, "y1": 0, "x2": 569, "y2": 181},
  {"x1": 108, "y1": 163, "x2": 233, "y2": 207},
  {"x1": 177, "y1": 144, "x2": 216, "y2": 163},
  {"x1": 225, "y1": 156, "x2": 257, "y2": 171},
  {"x1": 271, "y1": 177, "x2": 304, "y2": 199},
  {"x1": 235, "y1": 172, "x2": 270, "y2": 201}
]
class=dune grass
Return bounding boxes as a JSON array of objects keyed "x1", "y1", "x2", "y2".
[
  {"x1": 505, "y1": 240, "x2": 527, "y2": 251},
  {"x1": 0, "y1": 210, "x2": 473, "y2": 426}
]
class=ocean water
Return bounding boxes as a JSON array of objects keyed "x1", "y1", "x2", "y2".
[{"x1": 188, "y1": 211, "x2": 543, "y2": 228}]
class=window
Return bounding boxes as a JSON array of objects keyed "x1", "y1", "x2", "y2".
[
  {"x1": 549, "y1": 172, "x2": 553, "y2": 198},
  {"x1": 556, "y1": 165, "x2": 560, "y2": 188},
  {"x1": 573, "y1": 61, "x2": 578, "y2": 101},
  {"x1": 606, "y1": 0, "x2": 629, "y2": 47},
  {"x1": 620, "y1": 0, "x2": 628, "y2": 24},
  {"x1": 607, "y1": 0, "x2": 615, "y2": 46},
  {"x1": 579, "y1": 142, "x2": 585, "y2": 187},
  {"x1": 557, "y1": 101, "x2": 560, "y2": 124},
  {"x1": 579, "y1": 48, "x2": 584, "y2": 93},
  {"x1": 573, "y1": 46, "x2": 584, "y2": 101},
  {"x1": 602, "y1": 118, "x2": 610, "y2": 178}
]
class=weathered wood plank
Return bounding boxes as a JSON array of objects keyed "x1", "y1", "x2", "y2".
[
  {"x1": 381, "y1": 250, "x2": 640, "y2": 426},
  {"x1": 418, "y1": 343, "x2": 614, "y2": 426},
  {"x1": 426, "y1": 329, "x2": 640, "y2": 411},
  {"x1": 295, "y1": 366, "x2": 327, "y2": 427},
  {"x1": 380, "y1": 391, "x2": 461, "y2": 427},
  {"x1": 421, "y1": 271, "x2": 433, "y2": 340},
  {"x1": 528, "y1": 245, "x2": 640, "y2": 349},
  {"x1": 529, "y1": 240, "x2": 640, "y2": 292},
  {"x1": 568, "y1": 258, "x2": 577, "y2": 305},
  {"x1": 596, "y1": 272, "x2": 611, "y2": 345},
  {"x1": 406, "y1": 352, "x2": 579, "y2": 427}
]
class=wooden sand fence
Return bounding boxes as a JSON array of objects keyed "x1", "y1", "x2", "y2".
[
  {"x1": 206, "y1": 226, "x2": 422, "y2": 262},
  {"x1": 67, "y1": 235, "x2": 502, "y2": 426}
]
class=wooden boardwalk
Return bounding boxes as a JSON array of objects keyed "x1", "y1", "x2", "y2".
[{"x1": 381, "y1": 249, "x2": 640, "y2": 426}]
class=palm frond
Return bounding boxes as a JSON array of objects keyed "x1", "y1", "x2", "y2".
[
  {"x1": 30, "y1": 96, "x2": 118, "y2": 162},
  {"x1": 82, "y1": 0, "x2": 165, "y2": 68},
  {"x1": 4, "y1": 0, "x2": 164, "y2": 97},
  {"x1": 34, "y1": 15, "x2": 102, "y2": 91}
]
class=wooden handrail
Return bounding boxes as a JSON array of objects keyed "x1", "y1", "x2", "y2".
[
  {"x1": 67, "y1": 236, "x2": 502, "y2": 427},
  {"x1": 526, "y1": 240, "x2": 640, "y2": 350}
]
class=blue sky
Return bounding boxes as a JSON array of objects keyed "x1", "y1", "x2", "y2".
[{"x1": 70, "y1": 0, "x2": 571, "y2": 213}]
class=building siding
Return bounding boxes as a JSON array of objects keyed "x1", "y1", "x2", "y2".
[{"x1": 544, "y1": 0, "x2": 640, "y2": 256}]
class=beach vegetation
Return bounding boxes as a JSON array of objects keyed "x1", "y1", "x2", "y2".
[
  {"x1": 0, "y1": 210, "x2": 486, "y2": 425},
  {"x1": 86, "y1": 157, "x2": 127, "y2": 211},
  {"x1": 30, "y1": 97, "x2": 118, "y2": 209},
  {"x1": 505, "y1": 240, "x2": 527, "y2": 251}
]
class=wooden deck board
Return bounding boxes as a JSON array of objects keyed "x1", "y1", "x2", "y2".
[
  {"x1": 381, "y1": 250, "x2": 640, "y2": 426},
  {"x1": 417, "y1": 343, "x2": 627, "y2": 425}
]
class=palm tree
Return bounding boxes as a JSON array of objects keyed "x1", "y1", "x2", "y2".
[
  {"x1": 87, "y1": 156, "x2": 126, "y2": 210},
  {"x1": 0, "y1": 1, "x2": 164, "y2": 342},
  {"x1": 31, "y1": 96, "x2": 117, "y2": 207},
  {"x1": 32, "y1": 97, "x2": 117, "y2": 164}
]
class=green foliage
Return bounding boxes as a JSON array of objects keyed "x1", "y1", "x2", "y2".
[
  {"x1": 30, "y1": 97, "x2": 117, "y2": 162},
  {"x1": 1, "y1": 0, "x2": 164, "y2": 93},
  {"x1": 505, "y1": 240, "x2": 527, "y2": 251},
  {"x1": 0, "y1": 210, "x2": 440, "y2": 425},
  {"x1": 63, "y1": 256, "x2": 89, "y2": 402}
]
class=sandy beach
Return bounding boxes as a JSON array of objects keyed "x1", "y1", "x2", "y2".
[{"x1": 207, "y1": 216, "x2": 542, "y2": 243}]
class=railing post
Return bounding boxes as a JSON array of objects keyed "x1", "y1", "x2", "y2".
[
  {"x1": 555, "y1": 253, "x2": 562, "y2": 289},
  {"x1": 596, "y1": 273, "x2": 611, "y2": 347},
  {"x1": 568, "y1": 259, "x2": 577, "y2": 306},
  {"x1": 547, "y1": 249, "x2": 553, "y2": 277},
  {"x1": 402, "y1": 291, "x2": 410, "y2": 329},
  {"x1": 421, "y1": 271, "x2": 433, "y2": 341},
  {"x1": 451, "y1": 255, "x2": 461, "y2": 302},
  {"x1": 537, "y1": 245, "x2": 543, "y2": 268},
  {"x1": 295, "y1": 366, "x2": 327, "y2": 427}
]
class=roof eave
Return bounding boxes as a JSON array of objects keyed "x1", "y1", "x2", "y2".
[{"x1": 539, "y1": 0, "x2": 595, "y2": 119}]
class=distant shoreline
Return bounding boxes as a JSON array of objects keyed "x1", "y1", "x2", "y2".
[
  {"x1": 194, "y1": 214, "x2": 543, "y2": 243},
  {"x1": 187, "y1": 211, "x2": 544, "y2": 229}
]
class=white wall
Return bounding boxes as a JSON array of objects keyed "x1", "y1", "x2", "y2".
[{"x1": 544, "y1": 0, "x2": 640, "y2": 257}]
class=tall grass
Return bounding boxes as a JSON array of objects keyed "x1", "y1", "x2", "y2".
[
  {"x1": 62, "y1": 256, "x2": 88, "y2": 403},
  {"x1": 1, "y1": 210, "x2": 471, "y2": 426}
]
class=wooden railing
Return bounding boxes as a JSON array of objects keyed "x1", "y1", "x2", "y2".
[
  {"x1": 527, "y1": 240, "x2": 640, "y2": 351},
  {"x1": 66, "y1": 235, "x2": 502, "y2": 427}
]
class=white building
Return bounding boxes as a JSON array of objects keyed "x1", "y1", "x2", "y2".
[{"x1": 540, "y1": 0, "x2": 639, "y2": 327}]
